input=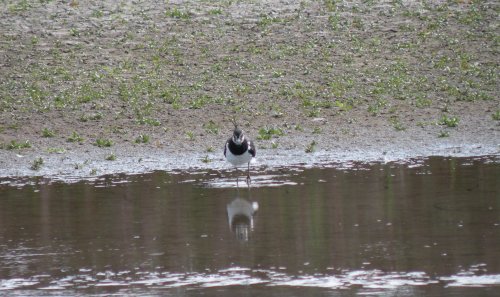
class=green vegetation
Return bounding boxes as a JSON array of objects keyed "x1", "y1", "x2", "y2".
[
  {"x1": 135, "y1": 134, "x2": 150, "y2": 144},
  {"x1": 165, "y1": 7, "x2": 191, "y2": 19},
  {"x1": 30, "y1": 157, "x2": 44, "y2": 170},
  {"x1": 439, "y1": 115, "x2": 459, "y2": 127},
  {"x1": 438, "y1": 130, "x2": 450, "y2": 138},
  {"x1": 203, "y1": 120, "x2": 219, "y2": 135},
  {"x1": 185, "y1": 131, "x2": 195, "y2": 141},
  {"x1": 305, "y1": 140, "x2": 317, "y2": 153},
  {"x1": 0, "y1": 0, "x2": 496, "y2": 155},
  {"x1": 47, "y1": 147, "x2": 65, "y2": 154},
  {"x1": 389, "y1": 117, "x2": 406, "y2": 131},
  {"x1": 42, "y1": 128, "x2": 55, "y2": 138},
  {"x1": 257, "y1": 126, "x2": 284, "y2": 140},
  {"x1": 95, "y1": 138, "x2": 113, "y2": 147},
  {"x1": 5, "y1": 140, "x2": 31, "y2": 150},
  {"x1": 201, "y1": 155, "x2": 212, "y2": 163},
  {"x1": 492, "y1": 110, "x2": 500, "y2": 121},
  {"x1": 105, "y1": 153, "x2": 116, "y2": 161},
  {"x1": 67, "y1": 132, "x2": 84, "y2": 143}
]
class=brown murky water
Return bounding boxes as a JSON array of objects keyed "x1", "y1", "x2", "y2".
[{"x1": 0, "y1": 156, "x2": 499, "y2": 296}]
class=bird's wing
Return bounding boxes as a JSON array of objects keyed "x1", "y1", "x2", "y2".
[{"x1": 248, "y1": 140, "x2": 256, "y2": 157}]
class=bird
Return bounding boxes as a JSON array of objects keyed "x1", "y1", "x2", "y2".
[{"x1": 224, "y1": 123, "x2": 256, "y2": 186}]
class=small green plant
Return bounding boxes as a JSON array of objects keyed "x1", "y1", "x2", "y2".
[
  {"x1": 201, "y1": 155, "x2": 212, "y2": 163},
  {"x1": 6, "y1": 140, "x2": 31, "y2": 150},
  {"x1": 135, "y1": 134, "x2": 150, "y2": 144},
  {"x1": 257, "y1": 126, "x2": 284, "y2": 140},
  {"x1": 42, "y1": 128, "x2": 55, "y2": 138},
  {"x1": 305, "y1": 140, "x2": 317, "y2": 153},
  {"x1": 165, "y1": 7, "x2": 191, "y2": 19},
  {"x1": 137, "y1": 117, "x2": 161, "y2": 126},
  {"x1": 67, "y1": 131, "x2": 84, "y2": 143},
  {"x1": 208, "y1": 8, "x2": 223, "y2": 15},
  {"x1": 438, "y1": 130, "x2": 450, "y2": 138},
  {"x1": 47, "y1": 147, "x2": 65, "y2": 154},
  {"x1": 203, "y1": 120, "x2": 219, "y2": 134},
  {"x1": 415, "y1": 96, "x2": 432, "y2": 108},
  {"x1": 90, "y1": 168, "x2": 98, "y2": 175},
  {"x1": 389, "y1": 117, "x2": 406, "y2": 131},
  {"x1": 95, "y1": 138, "x2": 113, "y2": 147},
  {"x1": 313, "y1": 127, "x2": 322, "y2": 134},
  {"x1": 69, "y1": 28, "x2": 80, "y2": 37},
  {"x1": 185, "y1": 131, "x2": 195, "y2": 141},
  {"x1": 30, "y1": 157, "x2": 44, "y2": 170},
  {"x1": 271, "y1": 141, "x2": 279, "y2": 149},
  {"x1": 105, "y1": 153, "x2": 116, "y2": 161},
  {"x1": 492, "y1": 110, "x2": 500, "y2": 121},
  {"x1": 439, "y1": 115, "x2": 459, "y2": 127}
]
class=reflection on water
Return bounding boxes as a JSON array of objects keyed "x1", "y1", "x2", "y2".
[
  {"x1": 0, "y1": 156, "x2": 499, "y2": 296},
  {"x1": 227, "y1": 196, "x2": 259, "y2": 241}
]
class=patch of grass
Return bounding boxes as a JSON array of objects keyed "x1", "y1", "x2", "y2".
[
  {"x1": 257, "y1": 126, "x2": 284, "y2": 140},
  {"x1": 42, "y1": 128, "x2": 55, "y2": 138},
  {"x1": 203, "y1": 120, "x2": 219, "y2": 134},
  {"x1": 30, "y1": 157, "x2": 44, "y2": 171},
  {"x1": 8, "y1": 0, "x2": 31, "y2": 13},
  {"x1": 389, "y1": 117, "x2": 406, "y2": 131},
  {"x1": 135, "y1": 134, "x2": 150, "y2": 144},
  {"x1": 47, "y1": 147, "x2": 65, "y2": 154},
  {"x1": 313, "y1": 127, "x2": 322, "y2": 134},
  {"x1": 438, "y1": 130, "x2": 450, "y2": 138},
  {"x1": 439, "y1": 115, "x2": 459, "y2": 127},
  {"x1": 6, "y1": 140, "x2": 31, "y2": 150},
  {"x1": 79, "y1": 113, "x2": 102, "y2": 122},
  {"x1": 185, "y1": 131, "x2": 195, "y2": 141},
  {"x1": 208, "y1": 8, "x2": 223, "y2": 15},
  {"x1": 201, "y1": 155, "x2": 212, "y2": 163},
  {"x1": 271, "y1": 141, "x2": 279, "y2": 149},
  {"x1": 137, "y1": 117, "x2": 161, "y2": 126},
  {"x1": 305, "y1": 140, "x2": 317, "y2": 153},
  {"x1": 189, "y1": 96, "x2": 211, "y2": 109},
  {"x1": 415, "y1": 96, "x2": 432, "y2": 108},
  {"x1": 95, "y1": 138, "x2": 113, "y2": 147},
  {"x1": 165, "y1": 7, "x2": 191, "y2": 19},
  {"x1": 105, "y1": 153, "x2": 116, "y2": 161},
  {"x1": 492, "y1": 110, "x2": 500, "y2": 121},
  {"x1": 67, "y1": 131, "x2": 84, "y2": 143}
]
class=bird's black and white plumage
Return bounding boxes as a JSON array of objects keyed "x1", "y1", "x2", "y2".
[{"x1": 224, "y1": 126, "x2": 256, "y2": 185}]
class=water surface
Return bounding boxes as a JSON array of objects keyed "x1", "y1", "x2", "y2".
[{"x1": 0, "y1": 156, "x2": 499, "y2": 296}]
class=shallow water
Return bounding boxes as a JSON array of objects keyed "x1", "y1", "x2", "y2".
[{"x1": 0, "y1": 156, "x2": 499, "y2": 296}]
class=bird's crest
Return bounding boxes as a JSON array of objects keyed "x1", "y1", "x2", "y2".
[{"x1": 230, "y1": 118, "x2": 238, "y2": 129}]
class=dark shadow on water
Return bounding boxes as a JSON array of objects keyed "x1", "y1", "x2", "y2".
[{"x1": 0, "y1": 156, "x2": 499, "y2": 296}]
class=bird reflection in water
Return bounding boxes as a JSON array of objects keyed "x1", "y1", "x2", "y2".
[{"x1": 227, "y1": 195, "x2": 259, "y2": 241}]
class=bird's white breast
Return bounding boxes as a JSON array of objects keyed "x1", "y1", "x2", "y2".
[{"x1": 225, "y1": 143, "x2": 253, "y2": 166}]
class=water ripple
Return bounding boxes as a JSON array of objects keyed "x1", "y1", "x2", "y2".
[{"x1": 1, "y1": 267, "x2": 499, "y2": 292}]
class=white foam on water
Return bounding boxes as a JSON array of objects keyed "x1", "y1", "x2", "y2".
[
  {"x1": 1, "y1": 266, "x2": 499, "y2": 291},
  {"x1": 203, "y1": 174, "x2": 298, "y2": 188},
  {"x1": 441, "y1": 274, "x2": 500, "y2": 287}
]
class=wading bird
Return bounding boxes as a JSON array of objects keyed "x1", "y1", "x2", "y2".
[{"x1": 224, "y1": 123, "x2": 256, "y2": 186}]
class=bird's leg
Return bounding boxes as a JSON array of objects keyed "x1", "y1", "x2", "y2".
[{"x1": 246, "y1": 162, "x2": 251, "y2": 185}]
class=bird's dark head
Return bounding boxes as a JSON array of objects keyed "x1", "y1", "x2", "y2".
[{"x1": 232, "y1": 127, "x2": 244, "y2": 145}]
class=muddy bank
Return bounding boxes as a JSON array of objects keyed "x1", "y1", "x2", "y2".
[
  {"x1": 0, "y1": 133, "x2": 498, "y2": 182},
  {"x1": 0, "y1": 0, "x2": 499, "y2": 179}
]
